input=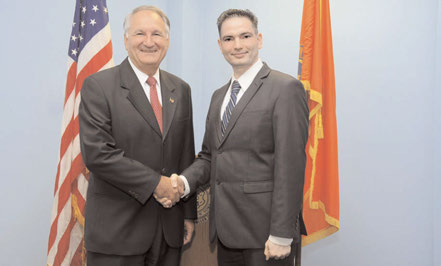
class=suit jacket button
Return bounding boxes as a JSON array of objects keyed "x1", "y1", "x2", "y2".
[{"x1": 161, "y1": 168, "x2": 166, "y2": 174}]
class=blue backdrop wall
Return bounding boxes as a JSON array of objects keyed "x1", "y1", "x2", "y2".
[{"x1": 0, "y1": 0, "x2": 439, "y2": 265}]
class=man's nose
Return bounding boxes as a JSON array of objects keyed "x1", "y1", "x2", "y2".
[
  {"x1": 233, "y1": 39, "x2": 242, "y2": 49},
  {"x1": 143, "y1": 35, "x2": 154, "y2": 46}
]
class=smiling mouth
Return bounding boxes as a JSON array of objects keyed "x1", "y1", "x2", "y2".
[
  {"x1": 232, "y1": 52, "x2": 247, "y2": 57},
  {"x1": 140, "y1": 49, "x2": 158, "y2": 53}
]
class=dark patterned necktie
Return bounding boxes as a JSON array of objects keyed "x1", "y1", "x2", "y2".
[
  {"x1": 147, "y1": 76, "x2": 163, "y2": 133},
  {"x1": 221, "y1": 80, "x2": 241, "y2": 136}
]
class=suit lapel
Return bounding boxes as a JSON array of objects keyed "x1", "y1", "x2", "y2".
[
  {"x1": 160, "y1": 70, "x2": 177, "y2": 141},
  {"x1": 121, "y1": 58, "x2": 162, "y2": 138},
  {"x1": 218, "y1": 64, "x2": 271, "y2": 148}
]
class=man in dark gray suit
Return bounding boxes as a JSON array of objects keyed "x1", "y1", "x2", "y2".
[
  {"x1": 169, "y1": 9, "x2": 309, "y2": 266},
  {"x1": 79, "y1": 6, "x2": 196, "y2": 266}
]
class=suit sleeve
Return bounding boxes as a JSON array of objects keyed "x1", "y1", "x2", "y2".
[
  {"x1": 179, "y1": 83, "x2": 197, "y2": 219},
  {"x1": 181, "y1": 93, "x2": 216, "y2": 195},
  {"x1": 79, "y1": 76, "x2": 161, "y2": 205},
  {"x1": 270, "y1": 79, "x2": 309, "y2": 239}
]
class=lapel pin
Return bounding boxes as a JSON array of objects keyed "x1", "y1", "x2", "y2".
[{"x1": 169, "y1": 98, "x2": 175, "y2": 103}]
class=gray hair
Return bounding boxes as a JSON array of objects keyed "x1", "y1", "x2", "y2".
[
  {"x1": 123, "y1": 6, "x2": 170, "y2": 37},
  {"x1": 217, "y1": 9, "x2": 258, "y2": 36}
]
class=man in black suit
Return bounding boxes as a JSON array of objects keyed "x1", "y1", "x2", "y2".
[
  {"x1": 79, "y1": 5, "x2": 195, "y2": 266},
  {"x1": 171, "y1": 9, "x2": 309, "y2": 266}
]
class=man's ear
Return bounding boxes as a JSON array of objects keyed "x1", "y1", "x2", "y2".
[
  {"x1": 257, "y1": 33, "x2": 263, "y2": 49},
  {"x1": 124, "y1": 34, "x2": 128, "y2": 51},
  {"x1": 218, "y1": 38, "x2": 222, "y2": 50}
]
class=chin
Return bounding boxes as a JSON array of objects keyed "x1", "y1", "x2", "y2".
[
  {"x1": 142, "y1": 61, "x2": 159, "y2": 67},
  {"x1": 232, "y1": 61, "x2": 249, "y2": 67},
  {"x1": 140, "y1": 57, "x2": 159, "y2": 64},
  {"x1": 228, "y1": 59, "x2": 244, "y2": 65}
]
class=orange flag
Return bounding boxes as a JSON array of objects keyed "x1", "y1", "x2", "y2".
[{"x1": 298, "y1": 0, "x2": 340, "y2": 245}]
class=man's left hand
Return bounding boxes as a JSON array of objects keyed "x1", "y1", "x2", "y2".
[
  {"x1": 264, "y1": 239, "x2": 291, "y2": 260},
  {"x1": 183, "y1": 219, "x2": 195, "y2": 245}
]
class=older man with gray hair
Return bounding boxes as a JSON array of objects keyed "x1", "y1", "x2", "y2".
[{"x1": 79, "y1": 5, "x2": 196, "y2": 266}]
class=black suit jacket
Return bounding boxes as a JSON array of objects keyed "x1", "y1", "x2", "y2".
[
  {"x1": 79, "y1": 58, "x2": 196, "y2": 255},
  {"x1": 182, "y1": 63, "x2": 308, "y2": 249}
]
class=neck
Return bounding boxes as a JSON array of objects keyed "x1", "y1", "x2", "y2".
[
  {"x1": 141, "y1": 65, "x2": 159, "y2": 77},
  {"x1": 129, "y1": 58, "x2": 159, "y2": 76},
  {"x1": 232, "y1": 58, "x2": 259, "y2": 79},
  {"x1": 232, "y1": 66, "x2": 250, "y2": 79}
]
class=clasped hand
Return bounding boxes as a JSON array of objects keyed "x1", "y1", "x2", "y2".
[{"x1": 153, "y1": 174, "x2": 185, "y2": 208}]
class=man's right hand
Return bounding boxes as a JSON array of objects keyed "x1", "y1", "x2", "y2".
[
  {"x1": 170, "y1": 174, "x2": 185, "y2": 195},
  {"x1": 153, "y1": 176, "x2": 181, "y2": 208}
]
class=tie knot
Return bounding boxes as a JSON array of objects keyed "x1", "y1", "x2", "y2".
[
  {"x1": 231, "y1": 80, "x2": 241, "y2": 94},
  {"x1": 147, "y1": 76, "x2": 156, "y2": 87}
]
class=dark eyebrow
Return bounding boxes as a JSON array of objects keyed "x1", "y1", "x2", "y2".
[{"x1": 240, "y1": 32, "x2": 253, "y2": 37}]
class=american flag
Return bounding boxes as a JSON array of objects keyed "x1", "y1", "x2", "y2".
[{"x1": 47, "y1": 0, "x2": 113, "y2": 265}]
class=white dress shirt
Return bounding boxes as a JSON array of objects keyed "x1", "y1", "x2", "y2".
[
  {"x1": 219, "y1": 59, "x2": 263, "y2": 119},
  {"x1": 128, "y1": 58, "x2": 162, "y2": 106}
]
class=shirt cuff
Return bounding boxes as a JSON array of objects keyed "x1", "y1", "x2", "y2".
[
  {"x1": 179, "y1": 175, "x2": 190, "y2": 197},
  {"x1": 268, "y1": 235, "x2": 293, "y2": 246}
]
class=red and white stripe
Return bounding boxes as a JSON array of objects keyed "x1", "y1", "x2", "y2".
[{"x1": 47, "y1": 23, "x2": 113, "y2": 266}]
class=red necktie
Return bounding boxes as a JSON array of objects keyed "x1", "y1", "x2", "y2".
[{"x1": 147, "y1": 76, "x2": 163, "y2": 133}]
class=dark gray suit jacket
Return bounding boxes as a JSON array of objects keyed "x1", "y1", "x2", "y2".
[
  {"x1": 182, "y1": 63, "x2": 308, "y2": 249},
  {"x1": 79, "y1": 58, "x2": 196, "y2": 255}
]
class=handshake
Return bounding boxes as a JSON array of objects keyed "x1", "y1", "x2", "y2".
[{"x1": 153, "y1": 174, "x2": 186, "y2": 208}]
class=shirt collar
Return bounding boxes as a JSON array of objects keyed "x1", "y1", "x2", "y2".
[
  {"x1": 128, "y1": 57, "x2": 161, "y2": 88},
  {"x1": 230, "y1": 59, "x2": 263, "y2": 90}
]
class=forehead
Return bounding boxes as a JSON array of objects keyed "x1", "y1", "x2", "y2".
[
  {"x1": 129, "y1": 10, "x2": 166, "y2": 31},
  {"x1": 220, "y1": 16, "x2": 254, "y2": 36}
]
